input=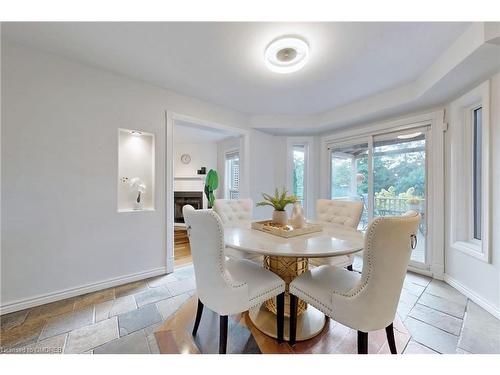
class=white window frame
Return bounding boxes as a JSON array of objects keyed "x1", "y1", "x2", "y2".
[
  {"x1": 224, "y1": 149, "x2": 240, "y2": 200},
  {"x1": 286, "y1": 137, "x2": 312, "y2": 218},
  {"x1": 449, "y1": 81, "x2": 490, "y2": 263},
  {"x1": 328, "y1": 143, "x2": 370, "y2": 201},
  {"x1": 292, "y1": 144, "x2": 308, "y2": 209},
  {"x1": 469, "y1": 105, "x2": 483, "y2": 246}
]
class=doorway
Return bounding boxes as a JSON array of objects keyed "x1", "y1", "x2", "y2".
[{"x1": 166, "y1": 113, "x2": 250, "y2": 271}]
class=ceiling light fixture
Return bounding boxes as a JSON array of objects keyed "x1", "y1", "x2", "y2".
[
  {"x1": 130, "y1": 130, "x2": 143, "y2": 136},
  {"x1": 264, "y1": 36, "x2": 309, "y2": 74}
]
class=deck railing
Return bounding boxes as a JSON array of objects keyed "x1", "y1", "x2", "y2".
[
  {"x1": 335, "y1": 196, "x2": 426, "y2": 233},
  {"x1": 374, "y1": 197, "x2": 426, "y2": 234},
  {"x1": 374, "y1": 197, "x2": 425, "y2": 215}
]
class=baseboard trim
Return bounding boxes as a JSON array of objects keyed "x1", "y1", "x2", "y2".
[
  {"x1": 0, "y1": 267, "x2": 168, "y2": 315},
  {"x1": 444, "y1": 274, "x2": 500, "y2": 319},
  {"x1": 430, "y1": 263, "x2": 445, "y2": 280}
]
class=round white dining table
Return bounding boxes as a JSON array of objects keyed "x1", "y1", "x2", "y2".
[{"x1": 224, "y1": 223, "x2": 364, "y2": 341}]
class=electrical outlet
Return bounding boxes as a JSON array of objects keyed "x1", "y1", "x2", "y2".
[{"x1": 120, "y1": 177, "x2": 129, "y2": 183}]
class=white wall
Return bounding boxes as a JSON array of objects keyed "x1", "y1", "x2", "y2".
[
  {"x1": 217, "y1": 131, "x2": 310, "y2": 221},
  {"x1": 0, "y1": 40, "x2": 249, "y2": 313},
  {"x1": 174, "y1": 141, "x2": 217, "y2": 177},
  {"x1": 174, "y1": 141, "x2": 218, "y2": 210},
  {"x1": 215, "y1": 130, "x2": 286, "y2": 220},
  {"x1": 444, "y1": 73, "x2": 500, "y2": 316},
  {"x1": 248, "y1": 130, "x2": 286, "y2": 220}
]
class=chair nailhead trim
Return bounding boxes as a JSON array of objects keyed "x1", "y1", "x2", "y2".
[
  {"x1": 248, "y1": 284, "x2": 285, "y2": 308},
  {"x1": 290, "y1": 286, "x2": 334, "y2": 316},
  {"x1": 188, "y1": 210, "x2": 245, "y2": 290},
  {"x1": 188, "y1": 209, "x2": 285, "y2": 309},
  {"x1": 332, "y1": 215, "x2": 416, "y2": 299}
]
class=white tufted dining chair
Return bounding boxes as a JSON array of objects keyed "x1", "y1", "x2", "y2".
[
  {"x1": 310, "y1": 199, "x2": 364, "y2": 270},
  {"x1": 213, "y1": 199, "x2": 253, "y2": 226},
  {"x1": 213, "y1": 199, "x2": 262, "y2": 262},
  {"x1": 182, "y1": 205, "x2": 286, "y2": 354},
  {"x1": 289, "y1": 211, "x2": 421, "y2": 354}
]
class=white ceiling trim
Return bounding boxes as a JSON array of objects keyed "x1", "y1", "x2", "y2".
[
  {"x1": 250, "y1": 23, "x2": 500, "y2": 133},
  {"x1": 3, "y1": 22, "x2": 499, "y2": 136}
]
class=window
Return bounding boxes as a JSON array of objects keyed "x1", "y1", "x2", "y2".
[
  {"x1": 288, "y1": 141, "x2": 310, "y2": 214},
  {"x1": 225, "y1": 151, "x2": 239, "y2": 199},
  {"x1": 448, "y1": 81, "x2": 490, "y2": 262},
  {"x1": 292, "y1": 145, "x2": 306, "y2": 207},
  {"x1": 472, "y1": 107, "x2": 482, "y2": 241}
]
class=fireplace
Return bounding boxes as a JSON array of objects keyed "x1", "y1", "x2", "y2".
[{"x1": 174, "y1": 191, "x2": 203, "y2": 223}]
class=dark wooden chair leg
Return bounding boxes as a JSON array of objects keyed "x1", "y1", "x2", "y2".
[
  {"x1": 347, "y1": 265, "x2": 353, "y2": 271},
  {"x1": 289, "y1": 294, "x2": 298, "y2": 345},
  {"x1": 385, "y1": 323, "x2": 397, "y2": 354},
  {"x1": 219, "y1": 315, "x2": 228, "y2": 354},
  {"x1": 357, "y1": 330, "x2": 368, "y2": 354},
  {"x1": 192, "y1": 299, "x2": 204, "y2": 336},
  {"x1": 276, "y1": 292, "x2": 285, "y2": 343}
]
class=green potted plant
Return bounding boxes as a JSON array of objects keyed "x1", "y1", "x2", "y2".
[
  {"x1": 256, "y1": 188, "x2": 298, "y2": 225},
  {"x1": 204, "y1": 169, "x2": 219, "y2": 208}
]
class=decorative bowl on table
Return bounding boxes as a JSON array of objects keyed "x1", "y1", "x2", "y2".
[{"x1": 251, "y1": 220, "x2": 322, "y2": 238}]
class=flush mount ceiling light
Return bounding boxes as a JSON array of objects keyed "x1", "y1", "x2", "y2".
[
  {"x1": 130, "y1": 130, "x2": 143, "y2": 136},
  {"x1": 264, "y1": 36, "x2": 309, "y2": 74}
]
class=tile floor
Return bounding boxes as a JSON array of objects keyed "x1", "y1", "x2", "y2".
[
  {"x1": 1, "y1": 259, "x2": 499, "y2": 354},
  {"x1": 352, "y1": 258, "x2": 499, "y2": 354},
  {"x1": 0, "y1": 266, "x2": 196, "y2": 354}
]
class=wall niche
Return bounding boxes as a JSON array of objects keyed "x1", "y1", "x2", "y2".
[{"x1": 118, "y1": 129, "x2": 155, "y2": 212}]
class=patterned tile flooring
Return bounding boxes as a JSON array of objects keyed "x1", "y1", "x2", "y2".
[
  {"x1": 351, "y1": 257, "x2": 500, "y2": 354},
  {"x1": 0, "y1": 267, "x2": 196, "y2": 354},
  {"x1": 1, "y1": 258, "x2": 499, "y2": 354}
]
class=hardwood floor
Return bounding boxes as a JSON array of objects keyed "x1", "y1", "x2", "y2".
[
  {"x1": 155, "y1": 294, "x2": 412, "y2": 354},
  {"x1": 174, "y1": 227, "x2": 192, "y2": 267}
]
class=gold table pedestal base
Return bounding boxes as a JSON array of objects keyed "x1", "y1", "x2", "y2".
[
  {"x1": 263, "y1": 256, "x2": 308, "y2": 316},
  {"x1": 256, "y1": 255, "x2": 326, "y2": 341},
  {"x1": 248, "y1": 303, "x2": 326, "y2": 342}
]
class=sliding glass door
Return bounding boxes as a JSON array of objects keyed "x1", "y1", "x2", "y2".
[
  {"x1": 329, "y1": 127, "x2": 429, "y2": 267},
  {"x1": 373, "y1": 130, "x2": 427, "y2": 264}
]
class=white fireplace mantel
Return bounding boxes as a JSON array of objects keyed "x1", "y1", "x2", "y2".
[
  {"x1": 174, "y1": 176, "x2": 207, "y2": 209},
  {"x1": 174, "y1": 175, "x2": 205, "y2": 180}
]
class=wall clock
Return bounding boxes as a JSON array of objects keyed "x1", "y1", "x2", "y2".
[{"x1": 180, "y1": 154, "x2": 191, "y2": 164}]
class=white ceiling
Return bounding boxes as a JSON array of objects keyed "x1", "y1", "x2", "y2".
[
  {"x1": 174, "y1": 120, "x2": 239, "y2": 143},
  {"x1": 3, "y1": 22, "x2": 471, "y2": 117}
]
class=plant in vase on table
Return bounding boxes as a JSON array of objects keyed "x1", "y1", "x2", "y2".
[{"x1": 256, "y1": 188, "x2": 300, "y2": 226}]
